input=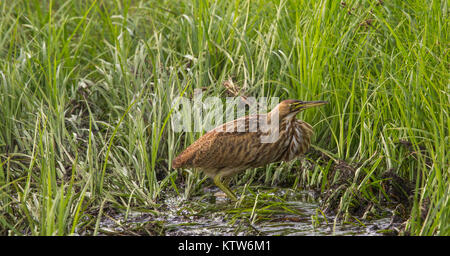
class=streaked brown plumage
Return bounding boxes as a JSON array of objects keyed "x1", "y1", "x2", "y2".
[{"x1": 172, "y1": 99, "x2": 327, "y2": 201}]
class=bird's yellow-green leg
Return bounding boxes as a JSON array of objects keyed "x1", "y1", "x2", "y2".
[
  {"x1": 222, "y1": 176, "x2": 231, "y2": 187},
  {"x1": 213, "y1": 174, "x2": 237, "y2": 201}
]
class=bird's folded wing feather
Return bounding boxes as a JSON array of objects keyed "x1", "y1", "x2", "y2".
[{"x1": 172, "y1": 115, "x2": 265, "y2": 169}]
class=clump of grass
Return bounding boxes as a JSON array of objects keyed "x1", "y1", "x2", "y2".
[{"x1": 0, "y1": 0, "x2": 448, "y2": 235}]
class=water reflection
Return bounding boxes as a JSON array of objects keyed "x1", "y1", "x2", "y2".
[{"x1": 95, "y1": 188, "x2": 391, "y2": 236}]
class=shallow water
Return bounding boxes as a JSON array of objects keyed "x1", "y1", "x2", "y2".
[{"x1": 96, "y1": 188, "x2": 392, "y2": 236}]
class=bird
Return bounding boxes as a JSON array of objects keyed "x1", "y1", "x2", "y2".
[{"x1": 172, "y1": 99, "x2": 327, "y2": 201}]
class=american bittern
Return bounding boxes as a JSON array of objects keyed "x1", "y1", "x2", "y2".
[{"x1": 172, "y1": 99, "x2": 327, "y2": 201}]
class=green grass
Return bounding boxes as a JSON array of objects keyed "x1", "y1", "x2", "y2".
[{"x1": 0, "y1": 0, "x2": 448, "y2": 235}]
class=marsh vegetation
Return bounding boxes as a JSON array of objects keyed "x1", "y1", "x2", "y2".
[{"x1": 0, "y1": 0, "x2": 448, "y2": 235}]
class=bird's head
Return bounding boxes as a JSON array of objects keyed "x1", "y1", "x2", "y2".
[{"x1": 274, "y1": 99, "x2": 328, "y2": 120}]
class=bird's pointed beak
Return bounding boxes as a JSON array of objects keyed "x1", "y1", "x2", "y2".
[{"x1": 291, "y1": 100, "x2": 328, "y2": 111}]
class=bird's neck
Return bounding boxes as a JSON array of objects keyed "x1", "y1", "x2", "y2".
[
  {"x1": 280, "y1": 118, "x2": 314, "y2": 160},
  {"x1": 261, "y1": 109, "x2": 299, "y2": 141},
  {"x1": 267, "y1": 106, "x2": 298, "y2": 126}
]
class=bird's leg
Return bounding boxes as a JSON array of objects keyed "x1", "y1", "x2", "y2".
[
  {"x1": 213, "y1": 174, "x2": 237, "y2": 201},
  {"x1": 223, "y1": 176, "x2": 231, "y2": 187}
]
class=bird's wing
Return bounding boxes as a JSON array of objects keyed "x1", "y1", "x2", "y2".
[
  {"x1": 171, "y1": 130, "x2": 219, "y2": 169},
  {"x1": 172, "y1": 115, "x2": 265, "y2": 170}
]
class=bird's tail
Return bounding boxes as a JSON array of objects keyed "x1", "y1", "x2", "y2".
[{"x1": 172, "y1": 157, "x2": 182, "y2": 169}]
